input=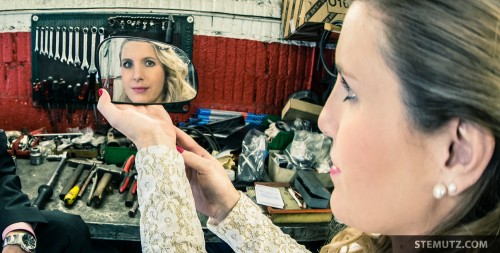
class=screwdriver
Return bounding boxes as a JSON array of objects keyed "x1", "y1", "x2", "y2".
[{"x1": 64, "y1": 168, "x2": 91, "y2": 206}]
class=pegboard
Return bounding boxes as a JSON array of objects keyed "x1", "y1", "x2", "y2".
[{"x1": 30, "y1": 13, "x2": 194, "y2": 112}]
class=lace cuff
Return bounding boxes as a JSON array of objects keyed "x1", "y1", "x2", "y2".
[
  {"x1": 136, "y1": 145, "x2": 206, "y2": 253},
  {"x1": 208, "y1": 192, "x2": 309, "y2": 252}
]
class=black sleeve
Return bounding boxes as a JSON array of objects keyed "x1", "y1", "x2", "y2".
[{"x1": 0, "y1": 130, "x2": 47, "y2": 233}]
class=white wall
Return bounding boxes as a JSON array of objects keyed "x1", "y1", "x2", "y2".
[{"x1": 0, "y1": 0, "x2": 294, "y2": 43}]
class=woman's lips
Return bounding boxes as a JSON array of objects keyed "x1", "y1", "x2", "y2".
[
  {"x1": 330, "y1": 165, "x2": 341, "y2": 176},
  {"x1": 132, "y1": 87, "x2": 148, "y2": 93}
]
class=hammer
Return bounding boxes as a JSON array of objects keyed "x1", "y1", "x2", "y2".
[{"x1": 90, "y1": 166, "x2": 121, "y2": 207}]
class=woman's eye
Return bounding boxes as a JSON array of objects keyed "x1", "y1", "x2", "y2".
[
  {"x1": 122, "y1": 61, "x2": 133, "y2": 68},
  {"x1": 340, "y1": 76, "x2": 357, "y2": 102},
  {"x1": 145, "y1": 60, "x2": 156, "y2": 67}
]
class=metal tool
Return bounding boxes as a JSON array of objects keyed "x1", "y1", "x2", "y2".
[
  {"x1": 81, "y1": 27, "x2": 89, "y2": 70},
  {"x1": 91, "y1": 167, "x2": 121, "y2": 207},
  {"x1": 64, "y1": 167, "x2": 91, "y2": 206},
  {"x1": 67, "y1": 27, "x2": 74, "y2": 65},
  {"x1": 32, "y1": 152, "x2": 67, "y2": 209},
  {"x1": 74, "y1": 27, "x2": 81, "y2": 66},
  {"x1": 54, "y1": 27, "x2": 61, "y2": 60},
  {"x1": 61, "y1": 27, "x2": 67, "y2": 62},
  {"x1": 128, "y1": 199, "x2": 139, "y2": 218},
  {"x1": 34, "y1": 27, "x2": 39, "y2": 52},
  {"x1": 40, "y1": 27, "x2": 45, "y2": 55},
  {"x1": 44, "y1": 26, "x2": 49, "y2": 55},
  {"x1": 48, "y1": 27, "x2": 54, "y2": 58},
  {"x1": 119, "y1": 155, "x2": 135, "y2": 193},
  {"x1": 88, "y1": 26, "x2": 98, "y2": 73},
  {"x1": 59, "y1": 163, "x2": 84, "y2": 200}
]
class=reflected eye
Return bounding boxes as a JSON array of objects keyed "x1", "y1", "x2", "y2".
[
  {"x1": 340, "y1": 76, "x2": 357, "y2": 102},
  {"x1": 145, "y1": 60, "x2": 156, "y2": 67},
  {"x1": 122, "y1": 60, "x2": 133, "y2": 68}
]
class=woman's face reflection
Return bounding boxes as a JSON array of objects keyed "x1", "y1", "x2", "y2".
[{"x1": 121, "y1": 41, "x2": 165, "y2": 103}]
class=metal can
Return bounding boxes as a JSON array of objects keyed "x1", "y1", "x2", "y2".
[{"x1": 30, "y1": 147, "x2": 43, "y2": 165}]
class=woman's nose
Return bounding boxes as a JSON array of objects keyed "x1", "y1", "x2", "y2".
[
  {"x1": 133, "y1": 66, "x2": 144, "y2": 80},
  {"x1": 318, "y1": 83, "x2": 341, "y2": 139}
]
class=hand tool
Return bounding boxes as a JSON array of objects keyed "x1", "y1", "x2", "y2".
[
  {"x1": 74, "y1": 27, "x2": 81, "y2": 66},
  {"x1": 119, "y1": 155, "x2": 135, "y2": 193},
  {"x1": 81, "y1": 27, "x2": 89, "y2": 70},
  {"x1": 54, "y1": 27, "x2": 61, "y2": 60},
  {"x1": 48, "y1": 27, "x2": 54, "y2": 58},
  {"x1": 59, "y1": 163, "x2": 84, "y2": 200},
  {"x1": 88, "y1": 26, "x2": 98, "y2": 73},
  {"x1": 59, "y1": 158, "x2": 102, "y2": 200},
  {"x1": 78, "y1": 166, "x2": 97, "y2": 198},
  {"x1": 91, "y1": 167, "x2": 121, "y2": 207},
  {"x1": 64, "y1": 167, "x2": 91, "y2": 206},
  {"x1": 61, "y1": 27, "x2": 67, "y2": 63},
  {"x1": 124, "y1": 176, "x2": 137, "y2": 207},
  {"x1": 44, "y1": 26, "x2": 49, "y2": 55},
  {"x1": 67, "y1": 27, "x2": 74, "y2": 65},
  {"x1": 32, "y1": 152, "x2": 67, "y2": 209},
  {"x1": 86, "y1": 172, "x2": 98, "y2": 206},
  {"x1": 128, "y1": 199, "x2": 139, "y2": 218},
  {"x1": 39, "y1": 27, "x2": 45, "y2": 55},
  {"x1": 34, "y1": 27, "x2": 39, "y2": 52}
]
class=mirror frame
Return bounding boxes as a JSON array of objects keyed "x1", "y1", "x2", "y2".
[{"x1": 96, "y1": 36, "x2": 198, "y2": 112}]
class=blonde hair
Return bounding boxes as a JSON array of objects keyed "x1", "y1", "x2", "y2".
[{"x1": 321, "y1": 0, "x2": 500, "y2": 251}]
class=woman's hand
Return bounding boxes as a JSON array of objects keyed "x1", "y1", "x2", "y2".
[
  {"x1": 176, "y1": 128, "x2": 240, "y2": 222},
  {"x1": 97, "y1": 89, "x2": 176, "y2": 150}
]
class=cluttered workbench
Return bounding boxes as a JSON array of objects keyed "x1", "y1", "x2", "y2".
[{"x1": 14, "y1": 157, "x2": 335, "y2": 243}]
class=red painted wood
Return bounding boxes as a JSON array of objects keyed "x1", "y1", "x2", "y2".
[{"x1": 0, "y1": 33, "x2": 326, "y2": 132}]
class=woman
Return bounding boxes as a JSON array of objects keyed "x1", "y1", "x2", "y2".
[
  {"x1": 97, "y1": 0, "x2": 499, "y2": 252},
  {"x1": 118, "y1": 39, "x2": 197, "y2": 104}
]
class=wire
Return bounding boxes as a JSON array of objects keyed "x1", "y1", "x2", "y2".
[{"x1": 319, "y1": 21, "x2": 343, "y2": 77}]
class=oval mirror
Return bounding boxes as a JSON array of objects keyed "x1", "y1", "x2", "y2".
[{"x1": 97, "y1": 36, "x2": 197, "y2": 105}]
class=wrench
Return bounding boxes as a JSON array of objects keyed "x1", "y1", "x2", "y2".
[
  {"x1": 40, "y1": 27, "x2": 45, "y2": 55},
  {"x1": 88, "y1": 26, "x2": 98, "y2": 73},
  {"x1": 54, "y1": 27, "x2": 61, "y2": 61},
  {"x1": 67, "y1": 27, "x2": 74, "y2": 65},
  {"x1": 61, "y1": 27, "x2": 67, "y2": 63},
  {"x1": 74, "y1": 27, "x2": 81, "y2": 66},
  {"x1": 48, "y1": 27, "x2": 54, "y2": 58},
  {"x1": 98, "y1": 27, "x2": 105, "y2": 43},
  {"x1": 34, "y1": 27, "x2": 39, "y2": 52},
  {"x1": 44, "y1": 26, "x2": 49, "y2": 55},
  {"x1": 81, "y1": 27, "x2": 89, "y2": 70}
]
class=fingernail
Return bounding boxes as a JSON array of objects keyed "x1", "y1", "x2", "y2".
[
  {"x1": 98, "y1": 88, "x2": 104, "y2": 97},
  {"x1": 176, "y1": 145, "x2": 184, "y2": 153}
]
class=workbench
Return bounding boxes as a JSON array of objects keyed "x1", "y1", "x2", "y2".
[{"x1": 15, "y1": 158, "x2": 334, "y2": 243}]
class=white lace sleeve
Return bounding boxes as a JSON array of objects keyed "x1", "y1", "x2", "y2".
[
  {"x1": 207, "y1": 192, "x2": 311, "y2": 253},
  {"x1": 136, "y1": 145, "x2": 206, "y2": 253}
]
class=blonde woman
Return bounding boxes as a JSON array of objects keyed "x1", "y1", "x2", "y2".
[
  {"x1": 118, "y1": 39, "x2": 196, "y2": 104},
  {"x1": 97, "y1": 0, "x2": 499, "y2": 252}
]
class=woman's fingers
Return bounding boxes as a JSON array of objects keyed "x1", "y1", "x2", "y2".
[
  {"x1": 175, "y1": 128, "x2": 218, "y2": 162},
  {"x1": 181, "y1": 149, "x2": 221, "y2": 175}
]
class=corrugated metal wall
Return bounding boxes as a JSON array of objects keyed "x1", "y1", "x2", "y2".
[{"x1": 0, "y1": 32, "x2": 321, "y2": 131}]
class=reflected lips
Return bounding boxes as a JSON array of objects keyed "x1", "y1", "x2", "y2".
[{"x1": 132, "y1": 87, "x2": 148, "y2": 93}]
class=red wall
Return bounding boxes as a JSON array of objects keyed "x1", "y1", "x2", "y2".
[{"x1": 0, "y1": 32, "x2": 319, "y2": 133}]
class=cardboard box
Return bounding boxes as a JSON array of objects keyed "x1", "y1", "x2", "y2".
[
  {"x1": 281, "y1": 98, "x2": 323, "y2": 122},
  {"x1": 281, "y1": 0, "x2": 349, "y2": 40}
]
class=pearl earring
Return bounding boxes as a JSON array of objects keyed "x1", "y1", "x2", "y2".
[
  {"x1": 447, "y1": 183, "x2": 457, "y2": 195},
  {"x1": 433, "y1": 183, "x2": 447, "y2": 199}
]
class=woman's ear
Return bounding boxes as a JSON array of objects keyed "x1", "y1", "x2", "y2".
[{"x1": 442, "y1": 119, "x2": 495, "y2": 196}]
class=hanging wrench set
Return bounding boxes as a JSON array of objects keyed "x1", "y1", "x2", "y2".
[{"x1": 30, "y1": 13, "x2": 194, "y2": 126}]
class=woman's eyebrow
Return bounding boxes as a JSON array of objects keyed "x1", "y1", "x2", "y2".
[{"x1": 335, "y1": 63, "x2": 356, "y2": 81}]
